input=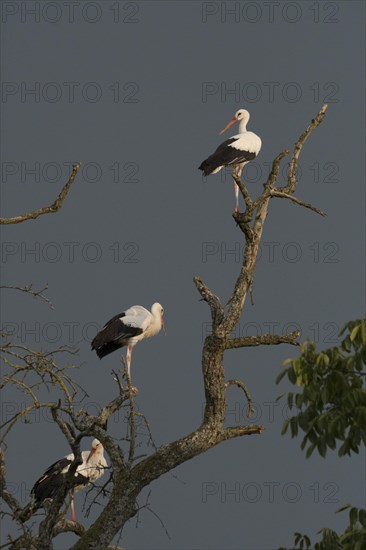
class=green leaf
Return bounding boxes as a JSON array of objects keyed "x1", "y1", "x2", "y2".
[
  {"x1": 360, "y1": 321, "x2": 366, "y2": 345},
  {"x1": 320, "y1": 386, "x2": 329, "y2": 404},
  {"x1": 288, "y1": 366, "x2": 297, "y2": 384},
  {"x1": 355, "y1": 407, "x2": 366, "y2": 425},
  {"x1": 317, "y1": 438, "x2": 327, "y2": 458},
  {"x1": 281, "y1": 418, "x2": 290, "y2": 435},
  {"x1": 305, "y1": 442, "x2": 317, "y2": 458},
  {"x1": 338, "y1": 440, "x2": 350, "y2": 457},
  {"x1": 316, "y1": 353, "x2": 330, "y2": 368},
  {"x1": 290, "y1": 417, "x2": 298, "y2": 437},
  {"x1": 350, "y1": 507, "x2": 358, "y2": 526},
  {"x1": 339, "y1": 322, "x2": 349, "y2": 336},
  {"x1": 287, "y1": 392, "x2": 294, "y2": 409},
  {"x1": 336, "y1": 503, "x2": 351, "y2": 513},
  {"x1": 350, "y1": 325, "x2": 360, "y2": 341},
  {"x1": 295, "y1": 393, "x2": 303, "y2": 408},
  {"x1": 276, "y1": 369, "x2": 288, "y2": 384},
  {"x1": 358, "y1": 509, "x2": 366, "y2": 527},
  {"x1": 354, "y1": 540, "x2": 366, "y2": 550},
  {"x1": 342, "y1": 335, "x2": 352, "y2": 353}
]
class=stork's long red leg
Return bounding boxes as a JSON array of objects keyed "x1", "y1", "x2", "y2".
[
  {"x1": 70, "y1": 493, "x2": 76, "y2": 522},
  {"x1": 234, "y1": 182, "x2": 239, "y2": 213},
  {"x1": 126, "y1": 345, "x2": 132, "y2": 380},
  {"x1": 126, "y1": 345, "x2": 138, "y2": 394},
  {"x1": 233, "y1": 163, "x2": 245, "y2": 213}
]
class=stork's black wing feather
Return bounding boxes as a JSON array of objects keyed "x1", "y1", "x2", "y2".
[
  {"x1": 31, "y1": 457, "x2": 87, "y2": 506},
  {"x1": 199, "y1": 138, "x2": 256, "y2": 175},
  {"x1": 91, "y1": 312, "x2": 143, "y2": 359}
]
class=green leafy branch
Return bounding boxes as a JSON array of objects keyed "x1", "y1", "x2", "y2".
[{"x1": 277, "y1": 320, "x2": 366, "y2": 458}]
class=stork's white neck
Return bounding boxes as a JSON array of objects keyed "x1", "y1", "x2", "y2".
[{"x1": 238, "y1": 118, "x2": 249, "y2": 133}]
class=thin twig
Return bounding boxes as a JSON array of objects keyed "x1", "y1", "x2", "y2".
[
  {"x1": 141, "y1": 494, "x2": 172, "y2": 541},
  {"x1": 225, "y1": 379, "x2": 255, "y2": 417},
  {"x1": 0, "y1": 284, "x2": 53, "y2": 309}
]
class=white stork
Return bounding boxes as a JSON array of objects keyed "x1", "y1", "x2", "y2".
[
  {"x1": 91, "y1": 303, "x2": 165, "y2": 388},
  {"x1": 199, "y1": 108, "x2": 262, "y2": 212},
  {"x1": 31, "y1": 439, "x2": 107, "y2": 522}
]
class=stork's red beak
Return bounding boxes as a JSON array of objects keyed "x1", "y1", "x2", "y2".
[
  {"x1": 86, "y1": 448, "x2": 96, "y2": 462},
  {"x1": 219, "y1": 117, "x2": 238, "y2": 135},
  {"x1": 161, "y1": 316, "x2": 167, "y2": 336}
]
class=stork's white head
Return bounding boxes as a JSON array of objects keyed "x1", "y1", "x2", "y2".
[
  {"x1": 87, "y1": 439, "x2": 103, "y2": 461},
  {"x1": 151, "y1": 302, "x2": 166, "y2": 335},
  {"x1": 220, "y1": 108, "x2": 250, "y2": 135},
  {"x1": 235, "y1": 108, "x2": 250, "y2": 120}
]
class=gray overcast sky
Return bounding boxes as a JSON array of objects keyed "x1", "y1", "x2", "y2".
[{"x1": 1, "y1": 1, "x2": 365, "y2": 548}]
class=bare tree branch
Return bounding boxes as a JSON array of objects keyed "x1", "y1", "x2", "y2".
[
  {"x1": 233, "y1": 176, "x2": 253, "y2": 210},
  {"x1": 225, "y1": 330, "x2": 301, "y2": 350},
  {"x1": 223, "y1": 150, "x2": 289, "y2": 335},
  {"x1": 283, "y1": 103, "x2": 328, "y2": 194},
  {"x1": 270, "y1": 189, "x2": 326, "y2": 216},
  {"x1": 52, "y1": 519, "x2": 86, "y2": 538},
  {"x1": 225, "y1": 379, "x2": 255, "y2": 416},
  {"x1": 0, "y1": 163, "x2": 81, "y2": 225},
  {"x1": 223, "y1": 425, "x2": 264, "y2": 438},
  {"x1": 0, "y1": 450, "x2": 23, "y2": 518},
  {"x1": 193, "y1": 276, "x2": 224, "y2": 332}
]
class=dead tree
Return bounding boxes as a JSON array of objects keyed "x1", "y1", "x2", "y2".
[{"x1": 0, "y1": 106, "x2": 327, "y2": 549}]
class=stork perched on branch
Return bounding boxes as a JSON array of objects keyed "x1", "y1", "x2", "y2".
[
  {"x1": 199, "y1": 108, "x2": 262, "y2": 212},
  {"x1": 92, "y1": 302, "x2": 166, "y2": 391},
  {"x1": 31, "y1": 439, "x2": 107, "y2": 522}
]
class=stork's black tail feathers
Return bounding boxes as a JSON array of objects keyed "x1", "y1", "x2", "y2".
[
  {"x1": 198, "y1": 158, "x2": 215, "y2": 177},
  {"x1": 91, "y1": 311, "x2": 142, "y2": 359},
  {"x1": 91, "y1": 340, "x2": 122, "y2": 359}
]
